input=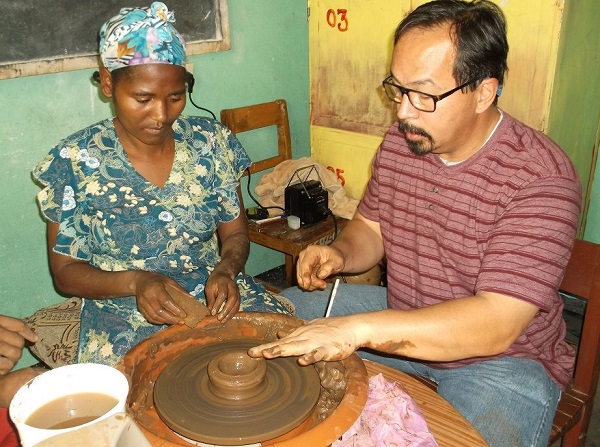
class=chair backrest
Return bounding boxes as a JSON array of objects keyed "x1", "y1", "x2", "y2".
[
  {"x1": 560, "y1": 239, "x2": 600, "y2": 395},
  {"x1": 220, "y1": 99, "x2": 292, "y2": 175},
  {"x1": 555, "y1": 238, "x2": 600, "y2": 444}
]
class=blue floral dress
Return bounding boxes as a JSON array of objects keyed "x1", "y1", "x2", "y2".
[{"x1": 33, "y1": 116, "x2": 292, "y2": 366}]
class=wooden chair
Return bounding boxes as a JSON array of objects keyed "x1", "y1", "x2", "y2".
[
  {"x1": 220, "y1": 99, "x2": 292, "y2": 176},
  {"x1": 549, "y1": 239, "x2": 600, "y2": 446},
  {"x1": 411, "y1": 239, "x2": 600, "y2": 446},
  {"x1": 220, "y1": 99, "x2": 347, "y2": 290}
]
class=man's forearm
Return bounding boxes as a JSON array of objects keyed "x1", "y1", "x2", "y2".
[{"x1": 330, "y1": 218, "x2": 385, "y2": 273}]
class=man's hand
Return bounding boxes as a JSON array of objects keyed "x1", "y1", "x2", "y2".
[
  {"x1": 296, "y1": 245, "x2": 345, "y2": 291},
  {"x1": 248, "y1": 316, "x2": 360, "y2": 365}
]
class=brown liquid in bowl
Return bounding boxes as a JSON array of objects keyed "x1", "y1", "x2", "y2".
[{"x1": 25, "y1": 393, "x2": 118, "y2": 430}]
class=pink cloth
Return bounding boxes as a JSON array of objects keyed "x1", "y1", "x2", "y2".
[{"x1": 334, "y1": 374, "x2": 438, "y2": 447}]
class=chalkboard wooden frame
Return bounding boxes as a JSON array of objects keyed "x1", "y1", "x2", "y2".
[{"x1": 1, "y1": 0, "x2": 230, "y2": 80}]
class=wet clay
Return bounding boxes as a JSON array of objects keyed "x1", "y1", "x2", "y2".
[
  {"x1": 117, "y1": 312, "x2": 369, "y2": 447},
  {"x1": 154, "y1": 340, "x2": 321, "y2": 445},
  {"x1": 164, "y1": 283, "x2": 209, "y2": 327},
  {"x1": 207, "y1": 349, "x2": 267, "y2": 400}
]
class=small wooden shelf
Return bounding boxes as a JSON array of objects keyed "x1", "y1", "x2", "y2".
[{"x1": 249, "y1": 216, "x2": 349, "y2": 289}]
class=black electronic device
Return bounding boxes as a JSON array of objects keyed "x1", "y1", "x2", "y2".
[{"x1": 284, "y1": 165, "x2": 330, "y2": 226}]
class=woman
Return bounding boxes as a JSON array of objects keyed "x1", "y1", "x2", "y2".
[{"x1": 32, "y1": 2, "x2": 292, "y2": 366}]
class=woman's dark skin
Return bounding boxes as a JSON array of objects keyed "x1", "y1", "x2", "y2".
[{"x1": 47, "y1": 64, "x2": 250, "y2": 325}]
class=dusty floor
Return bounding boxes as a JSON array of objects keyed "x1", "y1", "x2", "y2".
[{"x1": 584, "y1": 392, "x2": 600, "y2": 446}]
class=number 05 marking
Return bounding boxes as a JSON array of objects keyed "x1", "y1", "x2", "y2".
[{"x1": 326, "y1": 9, "x2": 349, "y2": 32}]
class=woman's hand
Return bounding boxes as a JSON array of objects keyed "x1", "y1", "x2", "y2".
[
  {"x1": 209, "y1": 197, "x2": 249, "y2": 324},
  {"x1": 248, "y1": 316, "x2": 360, "y2": 365},
  {"x1": 133, "y1": 272, "x2": 187, "y2": 325},
  {"x1": 0, "y1": 316, "x2": 38, "y2": 376},
  {"x1": 205, "y1": 271, "x2": 240, "y2": 323}
]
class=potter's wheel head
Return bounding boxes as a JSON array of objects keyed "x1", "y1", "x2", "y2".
[
  {"x1": 154, "y1": 339, "x2": 320, "y2": 445},
  {"x1": 118, "y1": 312, "x2": 368, "y2": 447}
]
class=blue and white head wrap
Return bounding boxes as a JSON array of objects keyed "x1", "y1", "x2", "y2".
[{"x1": 99, "y1": 2, "x2": 186, "y2": 72}]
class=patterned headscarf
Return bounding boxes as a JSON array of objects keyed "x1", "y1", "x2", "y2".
[{"x1": 99, "y1": 2, "x2": 186, "y2": 72}]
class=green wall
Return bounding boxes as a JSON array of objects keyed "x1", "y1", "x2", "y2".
[
  {"x1": 546, "y1": 0, "x2": 600, "y2": 242},
  {"x1": 0, "y1": 0, "x2": 309, "y2": 368}
]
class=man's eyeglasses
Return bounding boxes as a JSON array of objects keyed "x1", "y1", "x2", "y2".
[{"x1": 382, "y1": 76, "x2": 479, "y2": 112}]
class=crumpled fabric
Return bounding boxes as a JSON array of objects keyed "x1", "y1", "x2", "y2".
[{"x1": 333, "y1": 373, "x2": 439, "y2": 447}]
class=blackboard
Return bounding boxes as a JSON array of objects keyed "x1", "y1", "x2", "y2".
[{"x1": 1, "y1": 0, "x2": 230, "y2": 80}]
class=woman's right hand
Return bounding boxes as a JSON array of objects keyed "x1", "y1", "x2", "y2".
[
  {"x1": 133, "y1": 272, "x2": 187, "y2": 325},
  {"x1": 296, "y1": 245, "x2": 345, "y2": 291}
]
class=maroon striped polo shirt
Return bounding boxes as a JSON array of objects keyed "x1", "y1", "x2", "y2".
[{"x1": 359, "y1": 111, "x2": 582, "y2": 388}]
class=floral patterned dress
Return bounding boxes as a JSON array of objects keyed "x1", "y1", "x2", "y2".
[{"x1": 33, "y1": 116, "x2": 291, "y2": 366}]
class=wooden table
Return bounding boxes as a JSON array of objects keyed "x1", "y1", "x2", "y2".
[
  {"x1": 363, "y1": 360, "x2": 489, "y2": 447},
  {"x1": 248, "y1": 216, "x2": 349, "y2": 289}
]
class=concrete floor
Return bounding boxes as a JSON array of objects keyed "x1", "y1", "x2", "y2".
[{"x1": 585, "y1": 394, "x2": 600, "y2": 446}]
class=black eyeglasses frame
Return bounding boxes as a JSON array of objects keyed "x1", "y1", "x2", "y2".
[{"x1": 382, "y1": 75, "x2": 480, "y2": 112}]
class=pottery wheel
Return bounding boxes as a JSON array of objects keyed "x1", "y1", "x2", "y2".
[{"x1": 154, "y1": 339, "x2": 321, "y2": 445}]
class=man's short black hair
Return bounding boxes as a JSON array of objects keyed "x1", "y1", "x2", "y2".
[{"x1": 395, "y1": 0, "x2": 508, "y2": 89}]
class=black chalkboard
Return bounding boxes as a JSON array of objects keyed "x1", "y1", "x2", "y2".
[{"x1": 1, "y1": 0, "x2": 230, "y2": 79}]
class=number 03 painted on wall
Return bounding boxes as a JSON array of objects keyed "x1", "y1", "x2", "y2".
[{"x1": 326, "y1": 9, "x2": 348, "y2": 32}]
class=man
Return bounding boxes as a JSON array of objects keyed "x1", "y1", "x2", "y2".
[{"x1": 249, "y1": 1, "x2": 582, "y2": 446}]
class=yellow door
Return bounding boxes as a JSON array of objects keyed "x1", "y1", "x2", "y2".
[{"x1": 309, "y1": 0, "x2": 564, "y2": 200}]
